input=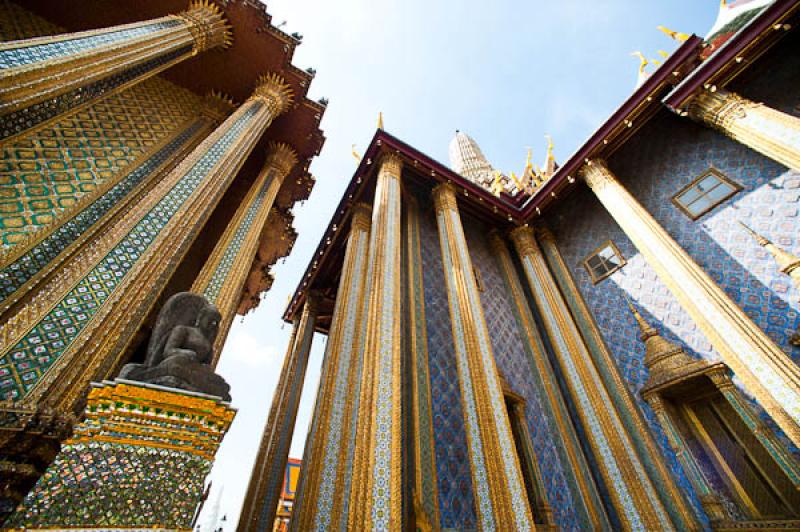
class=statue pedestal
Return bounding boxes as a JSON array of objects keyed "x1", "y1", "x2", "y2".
[{"x1": 6, "y1": 379, "x2": 235, "y2": 531}]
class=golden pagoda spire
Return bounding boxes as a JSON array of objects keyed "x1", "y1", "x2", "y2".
[
  {"x1": 490, "y1": 170, "x2": 505, "y2": 197},
  {"x1": 377, "y1": 111, "x2": 384, "y2": 130}
]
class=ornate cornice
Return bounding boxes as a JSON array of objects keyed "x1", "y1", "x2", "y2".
[
  {"x1": 431, "y1": 182, "x2": 458, "y2": 213},
  {"x1": 250, "y1": 73, "x2": 294, "y2": 115},
  {"x1": 264, "y1": 142, "x2": 298, "y2": 178},
  {"x1": 379, "y1": 152, "x2": 403, "y2": 178},
  {"x1": 350, "y1": 202, "x2": 372, "y2": 233}
]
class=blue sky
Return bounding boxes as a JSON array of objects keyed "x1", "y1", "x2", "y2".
[{"x1": 200, "y1": 1, "x2": 720, "y2": 528}]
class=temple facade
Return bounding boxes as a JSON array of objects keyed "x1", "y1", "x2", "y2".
[
  {"x1": 242, "y1": 1, "x2": 800, "y2": 530},
  {"x1": 0, "y1": 0, "x2": 325, "y2": 526}
]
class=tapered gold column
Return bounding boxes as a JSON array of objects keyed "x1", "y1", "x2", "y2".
[
  {"x1": 580, "y1": 159, "x2": 800, "y2": 448},
  {"x1": 0, "y1": 74, "x2": 293, "y2": 411},
  {"x1": 239, "y1": 297, "x2": 317, "y2": 532},
  {"x1": 510, "y1": 226, "x2": 674, "y2": 531},
  {"x1": 192, "y1": 142, "x2": 298, "y2": 362},
  {"x1": 687, "y1": 88, "x2": 800, "y2": 171},
  {"x1": 489, "y1": 231, "x2": 609, "y2": 530},
  {"x1": 292, "y1": 204, "x2": 371, "y2": 532},
  {"x1": 0, "y1": 1, "x2": 231, "y2": 141},
  {"x1": 347, "y1": 154, "x2": 403, "y2": 531},
  {"x1": 536, "y1": 227, "x2": 699, "y2": 530},
  {"x1": 433, "y1": 183, "x2": 534, "y2": 531}
]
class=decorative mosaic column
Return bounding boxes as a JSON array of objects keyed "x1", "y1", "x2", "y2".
[
  {"x1": 0, "y1": 0, "x2": 231, "y2": 141},
  {"x1": 347, "y1": 154, "x2": 403, "y2": 531},
  {"x1": 536, "y1": 227, "x2": 699, "y2": 530},
  {"x1": 6, "y1": 380, "x2": 235, "y2": 530},
  {"x1": 192, "y1": 142, "x2": 298, "y2": 362},
  {"x1": 433, "y1": 183, "x2": 534, "y2": 531},
  {"x1": 489, "y1": 231, "x2": 609, "y2": 530},
  {"x1": 291, "y1": 204, "x2": 371, "y2": 532},
  {"x1": 687, "y1": 88, "x2": 800, "y2": 172},
  {"x1": 0, "y1": 73, "x2": 292, "y2": 412},
  {"x1": 0, "y1": 94, "x2": 231, "y2": 316},
  {"x1": 510, "y1": 226, "x2": 674, "y2": 531},
  {"x1": 580, "y1": 159, "x2": 800, "y2": 449},
  {"x1": 238, "y1": 296, "x2": 317, "y2": 532}
]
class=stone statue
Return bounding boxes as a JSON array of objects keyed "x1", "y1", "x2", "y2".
[{"x1": 119, "y1": 292, "x2": 231, "y2": 401}]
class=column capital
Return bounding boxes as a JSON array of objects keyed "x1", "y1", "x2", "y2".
[
  {"x1": 350, "y1": 203, "x2": 372, "y2": 233},
  {"x1": 534, "y1": 225, "x2": 556, "y2": 244},
  {"x1": 264, "y1": 142, "x2": 298, "y2": 177},
  {"x1": 304, "y1": 291, "x2": 321, "y2": 315},
  {"x1": 200, "y1": 90, "x2": 236, "y2": 122},
  {"x1": 687, "y1": 88, "x2": 751, "y2": 131},
  {"x1": 508, "y1": 225, "x2": 539, "y2": 257},
  {"x1": 579, "y1": 158, "x2": 614, "y2": 191},
  {"x1": 175, "y1": 1, "x2": 232, "y2": 52},
  {"x1": 487, "y1": 229, "x2": 506, "y2": 254},
  {"x1": 379, "y1": 152, "x2": 403, "y2": 178},
  {"x1": 250, "y1": 73, "x2": 294, "y2": 116},
  {"x1": 431, "y1": 182, "x2": 458, "y2": 213}
]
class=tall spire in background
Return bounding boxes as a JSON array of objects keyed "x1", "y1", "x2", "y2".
[{"x1": 448, "y1": 130, "x2": 497, "y2": 188}]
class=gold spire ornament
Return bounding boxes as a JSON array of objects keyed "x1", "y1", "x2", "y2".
[
  {"x1": 657, "y1": 25, "x2": 690, "y2": 42},
  {"x1": 631, "y1": 51, "x2": 649, "y2": 74},
  {"x1": 351, "y1": 144, "x2": 362, "y2": 162},
  {"x1": 377, "y1": 112, "x2": 384, "y2": 130},
  {"x1": 490, "y1": 170, "x2": 505, "y2": 197},
  {"x1": 740, "y1": 222, "x2": 800, "y2": 345}
]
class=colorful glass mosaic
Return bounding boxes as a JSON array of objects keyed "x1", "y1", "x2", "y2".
[
  {"x1": 7, "y1": 380, "x2": 234, "y2": 529},
  {"x1": 0, "y1": 104, "x2": 262, "y2": 401},
  {"x1": 0, "y1": 119, "x2": 206, "y2": 302},
  {"x1": 203, "y1": 169, "x2": 276, "y2": 302},
  {"x1": 0, "y1": 19, "x2": 182, "y2": 69},
  {"x1": 0, "y1": 45, "x2": 193, "y2": 141},
  {"x1": 0, "y1": 75, "x2": 204, "y2": 246}
]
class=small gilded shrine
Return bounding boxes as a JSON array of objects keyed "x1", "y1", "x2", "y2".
[
  {"x1": 239, "y1": 1, "x2": 800, "y2": 531},
  {"x1": 0, "y1": 0, "x2": 325, "y2": 525}
]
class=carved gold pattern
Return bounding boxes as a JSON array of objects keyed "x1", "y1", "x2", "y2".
[
  {"x1": 688, "y1": 88, "x2": 800, "y2": 172},
  {"x1": 581, "y1": 158, "x2": 800, "y2": 449},
  {"x1": 433, "y1": 183, "x2": 534, "y2": 530},
  {"x1": 510, "y1": 226, "x2": 674, "y2": 530},
  {"x1": 488, "y1": 230, "x2": 608, "y2": 530}
]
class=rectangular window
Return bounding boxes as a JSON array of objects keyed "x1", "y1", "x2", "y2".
[
  {"x1": 583, "y1": 240, "x2": 625, "y2": 284},
  {"x1": 673, "y1": 168, "x2": 741, "y2": 220}
]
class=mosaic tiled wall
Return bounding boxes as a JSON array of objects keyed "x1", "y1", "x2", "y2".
[
  {"x1": 418, "y1": 199, "x2": 478, "y2": 530},
  {"x1": 546, "y1": 34, "x2": 800, "y2": 522},
  {"x1": 462, "y1": 216, "x2": 586, "y2": 531},
  {"x1": 0, "y1": 1, "x2": 61, "y2": 41},
  {"x1": 0, "y1": 75, "x2": 204, "y2": 246}
]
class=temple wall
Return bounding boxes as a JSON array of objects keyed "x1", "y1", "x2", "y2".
[
  {"x1": 462, "y1": 215, "x2": 588, "y2": 531},
  {"x1": 545, "y1": 33, "x2": 800, "y2": 522}
]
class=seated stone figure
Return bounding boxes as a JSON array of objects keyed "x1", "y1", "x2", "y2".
[{"x1": 119, "y1": 292, "x2": 231, "y2": 401}]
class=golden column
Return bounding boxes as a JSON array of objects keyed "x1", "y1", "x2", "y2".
[
  {"x1": 580, "y1": 159, "x2": 800, "y2": 449},
  {"x1": 239, "y1": 296, "x2": 317, "y2": 532},
  {"x1": 510, "y1": 226, "x2": 674, "y2": 531},
  {"x1": 292, "y1": 204, "x2": 371, "y2": 531},
  {"x1": 687, "y1": 88, "x2": 800, "y2": 172},
  {"x1": 489, "y1": 231, "x2": 609, "y2": 530},
  {"x1": 192, "y1": 142, "x2": 298, "y2": 362},
  {"x1": 535, "y1": 227, "x2": 698, "y2": 530},
  {"x1": 0, "y1": 73, "x2": 293, "y2": 411},
  {"x1": 433, "y1": 183, "x2": 534, "y2": 531},
  {"x1": 0, "y1": 1, "x2": 231, "y2": 141},
  {"x1": 347, "y1": 154, "x2": 403, "y2": 531}
]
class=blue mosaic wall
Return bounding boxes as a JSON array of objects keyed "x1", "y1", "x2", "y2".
[
  {"x1": 418, "y1": 203, "x2": 477, "y2": 530},
  {"x1": 546, "y1": 34, "x2": 800, "y2": 523},
  {"x1": 462, "y1": 216, "x2": 586, "y2": 531}
]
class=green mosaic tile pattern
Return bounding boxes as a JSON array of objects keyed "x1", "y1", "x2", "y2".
[
  {"x1": 0, "y1": 104, "x2": 261, "y2": 401},
  {"x1": 0, "y1": 76, "x2": 203, "y2": 247}
]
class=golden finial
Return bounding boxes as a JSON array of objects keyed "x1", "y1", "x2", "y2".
[
  {"x1": 621, "y1": 292, "x2": 652, "y2": 335},
  {"x1": 377, "y1": 112, "x2": 384, "y2": 129},
  {"x1": 490, "y1": 170, "x2": 505, "y2": 197},
  {"x1": 631, "y1": 51, "x2": 648, "y2": 74},
  {"x1": 739, "y1": 221, "x2": 800, "y2": 275},
  {"x1": 657, "y1": 50, "x2": 669, "y2": 58},
  {"x1": 657, "y1": 25, "x2": 690, "y2": 42},
  {"x1": 545, "y1": 134, "x2": 554, "y2": 159},
  {"x1": 351, "y1": 144, "x2": 362, "y2": 162},
  {"x1": 738, "y1": 221, "x2": 769, "y2": 246}
]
